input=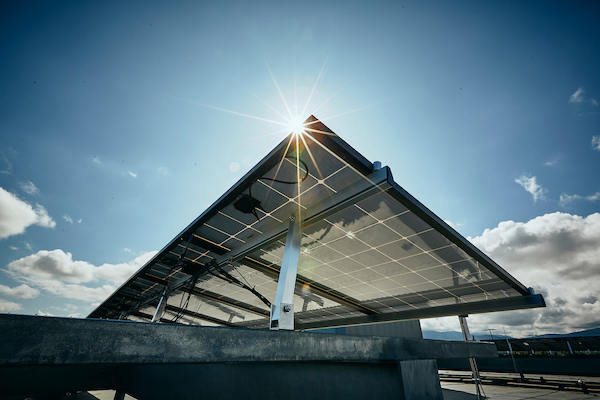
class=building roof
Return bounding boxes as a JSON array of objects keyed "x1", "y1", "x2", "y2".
[{"x1": 88, "y1": 116, "x2": 544, "y2": 329}]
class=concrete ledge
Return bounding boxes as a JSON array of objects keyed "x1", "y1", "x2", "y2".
[{"x1": 0, "y1": 314, "x2": 497, "y2": 365}]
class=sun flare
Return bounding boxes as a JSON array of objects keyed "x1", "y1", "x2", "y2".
[{"x1": 288, "y1": 117, "x2": 306, "y2": 135}]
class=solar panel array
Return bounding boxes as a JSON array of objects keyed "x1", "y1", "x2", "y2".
[{"x1": 88, "y1": 116, "x2": 544, "y2": 329}]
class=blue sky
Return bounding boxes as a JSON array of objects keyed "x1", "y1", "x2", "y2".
[{"x1": 1, "y1": 1, "x2": 599, "y2": 337}]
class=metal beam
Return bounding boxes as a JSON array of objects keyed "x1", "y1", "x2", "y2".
[
  {"x1": 242, "y1": 257, "x2": 379, "y2": 316},
  {"x1": 182, "y1": 287, "x2": 269, "y2": 317},
  {"x1": 299, "y1": 294, "x2": 545, "y2": 330},
  {"x1": 140, "y1": 272, "x2": 269, "y2": 317},
  {"x1": 152, "y1": 287, "x2": 168, "y2": 322},
  {"x1": 163, "y1": 304, "x2": 235, "y2": 327},
  {"x1": 360, "y1": 278, "x2": 512, "y2": 308}
]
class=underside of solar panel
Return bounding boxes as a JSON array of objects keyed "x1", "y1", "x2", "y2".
[{"x1": 88, "y1": 116, "x2": 544, "y2": 329}]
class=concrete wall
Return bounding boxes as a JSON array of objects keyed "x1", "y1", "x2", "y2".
[
  {"x1": 315, "y1": 320, "x2": 423, "y2": 339},
  {"x1": 0, "y1": 314, "x2": 494, "y2": 400}
]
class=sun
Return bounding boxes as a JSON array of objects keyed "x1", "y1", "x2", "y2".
[{"x1": 288, "y1": 117, "x2": 306, "y2": 135}]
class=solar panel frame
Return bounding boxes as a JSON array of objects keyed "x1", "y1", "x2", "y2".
[{"x1": 88, "y1": 116, "x2": 544, "y2": 327}]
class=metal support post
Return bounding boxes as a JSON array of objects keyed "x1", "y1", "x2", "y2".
[
  {"x1": 459, "y1": 315, "x2": 483, "y2": 400},
  {"x1": 270, "y1": 214, "x2": 302, "y2": 330},
  {"x1": 152, "y1": 287, "x2": 168, "y2": 322}
]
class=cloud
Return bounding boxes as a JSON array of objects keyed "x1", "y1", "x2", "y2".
[
  {"x1": 78, "y1": 219, "x2": 82, "y2": 224},
  {"x1": 7, "y1": 249, "x2": 95, "y2": 283},
  {"x1": 569, "y1": 87, "x2": 585, "y2": 103},
  {"x1": 444, "y1": 220, "x2": 463, "y2": 231},
  {"x1": 128, "y1": 170, "x2": 137, "y2": 178},
  {"x1": 560, "y1": 191, "x2": 600, "y2": 207},
  {"x1": 592, "y1": 136, "x2": 600, "y2": 151},
  {"x1": 0, "y1": 186, "x2": 56, "y2": 239},
  {"x1": 463, "y1": 212, "x2": 600, "y2": 335},
  {"x1": 5, "y1": 249, "x2": 157, "y2": 303},
  {"x1": 569, "y1": 87, "x2": 598, "y2": 107},
  {"x1": 92, "y1": 156, "x2": 102, "y2": 165},
  {"x1": 515, "y1": 174, "x2": 547, "y2": 202},
  {"x1": 0, "y1": 299, "x2": 22, "y2": 312},
  {"x1": 0, "y1": 283, "x2": 40, "y2": 299},
  {"x1": 19, "y1": 181, "x2": 40, "y2": 195},
  {"x1": 544, "y1": 155, "x2": 561, "y2": 166},
  {"x1": 63, "y1": 215, "x2": 74, "y2": 224},
  {"x1": 36, "y1": 310, "x2": 54, "y2": 316},
  {"x1": 0, "y1": 152, "x2": 12, "y2": 174}
]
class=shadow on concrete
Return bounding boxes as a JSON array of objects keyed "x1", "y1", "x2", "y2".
[{"x1": 442, "y1": 388, "x2": 479, "y2": 400}]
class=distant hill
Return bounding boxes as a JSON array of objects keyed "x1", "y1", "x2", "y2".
[
  {"x1": 422, "y1": 326, "x2": 600, "y2": 341},
  {"x1": 535, "y1": 327, "x2": 600, "y2": 338}
]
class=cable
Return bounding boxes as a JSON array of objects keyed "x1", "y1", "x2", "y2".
[
  {"x1": 207, "y1": 262, "x2": 271, "y2": 308},
  {"x1": 261, "y1": 156, "x2": 309, "y2": 184}
]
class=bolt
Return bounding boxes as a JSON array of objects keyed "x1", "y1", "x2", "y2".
[{"x1": 283, "y1": 305, "x2": 291, "y2": 313}]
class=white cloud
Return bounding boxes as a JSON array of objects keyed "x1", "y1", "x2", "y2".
[
  {"x1": 77, "y1": 219, "x2": 82, "y2": 224},
  {"x1": 157, "y1": 166, "x2": 169, "y2": 175},
  {"x1": 0, "y1": 283, "x2": 40, "y2": 299},
  {"x1": 0, "y1": 299, "x2": 22, "y2": 312},
  {"x1": 92, "y1": 156, "x2": 102, "y2": 165},
  {"x1": 592, "y1": 99, "x2": 599, "y2": 106},
  {"x1": 462, "y1": 212, "x2": 600, "y2": 336},
  {"x1": 5, "y1": 249, "x2": 157, "y2": 303},
  {"x1": 128, "y1": 170, "x2": 137, "y2": 178},
  {"x1": 37, "y1": 310, "x2": 54, "y2": 316},
  {"x1": 19, "y1": 181, "x2": 40, "y2": 195},
  {"x1": 63, "y1": 215, "x2": 73, "y2": 224},
  {"x1": 592, "y1": 136, "x2": 600, "y2": 151},
  {"x1": 569, "y1": 87, "x2": 585, "y2": 103},
  {"x1": 10, "y1": 246, "x2": 18, "y2": 250},
  {"x1": 7, "y1": 249, "x2": 95, "y2": 283},
  {"x1": 560, "y1": 191, "x2": 600, "y2": 207},
  {"x1": 0, "y1": 152, "x2": 12, "y2": 175},
  {"x1": 544, "y1": 155, "x2": 560, "y2": 166},
  {"x1": 0, "y1": 186, "x2": 56, "y2": 239},
  {"x1": 95, "y1": 251, "x2": 156, "y2": 283},
  {"x1": 515, "y1": 174, "x2": 547, "y2": 202},
  {"x1": 444, "y1": 220, "x2": 463, "y2": 231}
]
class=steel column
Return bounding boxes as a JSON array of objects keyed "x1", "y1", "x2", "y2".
[
  {"x1": 459, "y1": 315, "x2": 483, "y2": 400},
  {"x1": 270, "y1": 214, "x2": 302, "y2": 330}
]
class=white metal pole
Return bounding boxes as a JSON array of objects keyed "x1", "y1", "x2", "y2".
[
  {"x1": 459, "y1": 315, "x2": 482, "y2": 400},
  {"x1": 270, "y1": 214, "x2": 302, "y2": 330}
]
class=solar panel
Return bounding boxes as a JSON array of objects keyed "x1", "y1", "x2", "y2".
[{"x1": 88, "y1": 116, "x2": 544, "y2": 329}]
